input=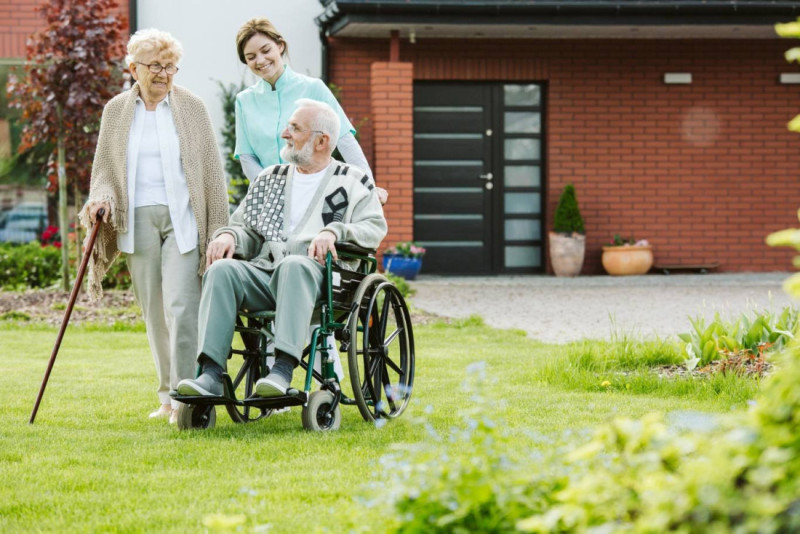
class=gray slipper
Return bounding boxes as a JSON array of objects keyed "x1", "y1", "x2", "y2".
[
  {"x1": 176, "y1": 373, "x2": 223, "y2": 397},
  {"x1": 255, "y1": 375, "x2": 290, "y2": 397}
]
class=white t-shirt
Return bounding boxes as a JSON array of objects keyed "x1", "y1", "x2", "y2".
[
  {"x1": 134, "y1": 111, "x2": 168, "y2": 207},
  {"x1": 288, "y1": 167, "x2": 327, "y2": 233}
]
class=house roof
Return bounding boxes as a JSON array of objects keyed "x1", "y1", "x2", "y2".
[{"x1": 316, "y1": 0, "x2": 800, "y2": 39}]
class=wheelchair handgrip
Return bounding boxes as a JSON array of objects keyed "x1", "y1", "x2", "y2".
[{"x1": 336, "y1": 242, "x2": 376, "y2": 257}]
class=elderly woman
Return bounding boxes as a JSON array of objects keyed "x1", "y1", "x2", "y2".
[
  {"x1": 81, "y1": 29, "x2": 229, "y2": 424},
  {"x1": 234, "y1": 17, "x2": 387, "y2": 203}
]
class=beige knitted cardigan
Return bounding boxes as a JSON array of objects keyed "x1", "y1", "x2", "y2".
[{"x1": 79, "y1": 83, "x2": 229, "y2": 300}]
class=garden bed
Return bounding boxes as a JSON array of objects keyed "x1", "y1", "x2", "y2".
[{"x1": 0, "y1": 289, "x2": 140, "y2": 326}]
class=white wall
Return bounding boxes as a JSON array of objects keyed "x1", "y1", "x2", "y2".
[{"x1": 137, "y1": 0, "x2": 324, "y2": 143}]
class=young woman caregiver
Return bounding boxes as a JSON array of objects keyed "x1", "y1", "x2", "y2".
[{"x1": 234, "y1": 17, "x2": 388, "y2": 204}]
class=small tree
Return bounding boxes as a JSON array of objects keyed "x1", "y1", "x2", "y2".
[
  {"x1": 217, "y1": 80, "x2": 248, "y2": 207},
  {"x1": 553, "y1": 183, "x2": 585, "y2": 234},
  {"x1": 7, "y1": 0, "x2": 126, "y2": 290}
]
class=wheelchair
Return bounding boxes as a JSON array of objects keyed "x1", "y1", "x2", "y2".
[{"x1": 171, "y1": 243, "x2": 415, "y2": 432}]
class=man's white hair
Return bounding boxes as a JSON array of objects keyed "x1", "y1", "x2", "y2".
[{"x1": 295, "y1": 98, "x2": 340, "y2": 150}]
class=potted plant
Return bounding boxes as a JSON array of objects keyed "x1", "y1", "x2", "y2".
[
  {"x1": 602, "y1": 234, "x2": 654, "y2": 275},
  {"x1": 549, "y1": 183, "x2": 586, "y2": 277},
  {"x1": 383, "y1": 241, "x2": 426, "y2": 280}
]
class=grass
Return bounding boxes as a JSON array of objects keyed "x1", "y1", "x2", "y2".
[{"x1": 0, "y1": 316, "x2": 762, "y2": 533}]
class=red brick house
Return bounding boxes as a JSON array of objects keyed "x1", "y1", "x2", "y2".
[{"x1": 316, "y1": 0, "x2": 800, "y2": 274}]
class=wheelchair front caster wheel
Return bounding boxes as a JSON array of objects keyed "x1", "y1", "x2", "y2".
[
  {"x1": 302, "y1": 390, "x2": 341, "y2": 432},
  {"x1": 176, "y1": 403, "x2": 216, "y2": 430}
]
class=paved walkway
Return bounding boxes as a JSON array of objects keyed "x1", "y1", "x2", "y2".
[{"x1": 410, "y1": 273, "x2": 797, "y2": 343}]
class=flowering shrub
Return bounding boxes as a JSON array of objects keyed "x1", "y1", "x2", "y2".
[
  {"x1": 384, "y1": 241, "x2": 426, "y2": 259},
  {"x1": 607, "y1": 233, "x2": 649, "y2": 247},
  {"x1": 40, "y1": 225, "x2": 61, "y2": 248}
]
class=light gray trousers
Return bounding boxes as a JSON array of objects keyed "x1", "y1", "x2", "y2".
[
  {"x1": 197, "y1": 255, "x2": 325, "y2": 369},
  {"x1": 126, "y1": 205, "x2": 201, "y2": 407}
]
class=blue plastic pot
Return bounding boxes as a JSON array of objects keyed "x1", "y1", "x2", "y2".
[{"x1": 382, "y1": 254, "x2": 422, "y2": 280}]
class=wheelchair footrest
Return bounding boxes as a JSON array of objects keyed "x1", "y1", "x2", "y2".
[
  {"x1": 170, "y1": 394, "x2": 234, "y2": 406},
  {"x1": 243, "y1": 389, "x2": 308, "y2": 409}
]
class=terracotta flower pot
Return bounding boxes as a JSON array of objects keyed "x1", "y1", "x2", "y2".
[
  {"x1": 549, "y1": 232, "x2": 586, "y2": 277},
  {"x1": 602, "y1": 245, "x2": 654, "y2": 276}
]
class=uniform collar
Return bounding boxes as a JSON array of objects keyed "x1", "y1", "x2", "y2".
[{"x1": 257, "y1": 64, "x2": 294, "y2": 92}]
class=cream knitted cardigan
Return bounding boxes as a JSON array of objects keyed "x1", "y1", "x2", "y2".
[{"x1": 80, "y1": 83, "x2": 229, "y2": 300}]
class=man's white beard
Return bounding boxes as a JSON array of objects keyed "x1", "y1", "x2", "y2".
[{"x1": 281, "y1": 141, "x2": 314, "y2": 167}]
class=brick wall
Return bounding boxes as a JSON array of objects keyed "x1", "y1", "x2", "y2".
[
  {"x1": 0, "y1": 0, "x2": 129, "y2": 58},
  {"x1": 371, "y1": 62, "x2": 414, "y2": 254},
  {"x1": 328, "y1": 36, "x2": 800, "y2": 273}
]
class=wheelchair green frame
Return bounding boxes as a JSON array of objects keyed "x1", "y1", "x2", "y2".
[{"x1": 172, "y1": 243, "x2": 415, "y2": 432}]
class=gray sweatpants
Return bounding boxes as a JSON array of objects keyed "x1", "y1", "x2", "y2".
[
  {"x1": 197, "y1": 255, "x2": 325, "y2": 369},
  {"x1": 126, "y1": 205, "x2": 201, "y2": 407}
]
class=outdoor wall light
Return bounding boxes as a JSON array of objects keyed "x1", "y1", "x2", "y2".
[
  {"x1": 780, "y1": 73, "x2": 800, "y2": 84},
  {"x1": 664, "y1": 72, "x2": 692, "y2": 84}
]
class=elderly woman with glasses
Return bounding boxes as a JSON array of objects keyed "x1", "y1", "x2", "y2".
[
  {"x1": 234, "y1": 17, "x2": 387, "y2": 204},
  {"x1": 81, "y1": 28, "x2": 229, "y2": 424}
]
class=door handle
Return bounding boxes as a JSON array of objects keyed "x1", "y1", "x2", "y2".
[{"x1": 477, "y1": 173, "x2": 493, "y2": 181}]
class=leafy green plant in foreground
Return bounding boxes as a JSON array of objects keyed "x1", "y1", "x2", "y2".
[
  {"x1": 365, "y1": 340, "x2": 800, "y2": 533},
  {"x1": 678, "y1": 306, "x2": 797, "y2": 370}
]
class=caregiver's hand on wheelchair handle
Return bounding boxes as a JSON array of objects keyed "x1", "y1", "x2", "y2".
[
  {"x1": 308, "y1": 230, "x2": 338, "y2": 265},
  {"x1": 376, "y1": 186, "x2": 388, "y2": 205},
  {"x1": 206, "y1": 233, "x2": 236, "y2": 267}
]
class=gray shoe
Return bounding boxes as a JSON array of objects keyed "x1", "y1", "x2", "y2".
[
  {"x1": 255, "y1": 374, "x2": 290, "y2": 397},
  {"x1": 176, "y1": 373, "x2": 223, "y2": 397}
]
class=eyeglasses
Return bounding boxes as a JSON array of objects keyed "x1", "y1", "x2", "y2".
[
  {"x1": 286, "y1": 123, "x2": 324, "y2": 136},
  {"x1": 137, "y1": 62, "x2": 179, "y2": 75}
]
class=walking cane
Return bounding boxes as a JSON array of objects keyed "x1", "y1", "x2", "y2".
[{"x1": 29, "y1": 208, "x2": 105, "y2": 424}]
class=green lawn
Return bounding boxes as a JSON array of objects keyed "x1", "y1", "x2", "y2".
[{"x1": 0, "y1": 318, "x2": 758, "y2": 533}]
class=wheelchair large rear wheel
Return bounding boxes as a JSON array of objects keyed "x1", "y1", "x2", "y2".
[
  {"x1": 226, "y1": 353, "x2": 273, "y2": 423},
  {"x1": 347, "y1": 273, "x2": 415, "y2": 422}
]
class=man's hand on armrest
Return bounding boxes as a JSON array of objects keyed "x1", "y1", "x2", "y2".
[
  {"x1": 206, "y1": 233, "x2": 236, "y2": 268},
  {"x1": 308, "y1": 230, "x2": 338, "y2": 265}
]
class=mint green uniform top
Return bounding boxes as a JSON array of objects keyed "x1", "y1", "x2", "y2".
[{"x1": 234, "y1": 65, "x2": 355, "y2": 167}]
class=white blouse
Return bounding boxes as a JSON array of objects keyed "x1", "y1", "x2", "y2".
[{"x1": 119, "y1": 95, "x2": 198, "y2": 255}]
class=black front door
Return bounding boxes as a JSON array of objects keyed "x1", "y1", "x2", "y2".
[{"x1": 413, "y1": 82, "x2": 545, "y2": 274}]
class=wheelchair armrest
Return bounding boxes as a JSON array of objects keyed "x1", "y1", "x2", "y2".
[{"x1": 336, "y1": 242, "x2": 376, "y2": 257}]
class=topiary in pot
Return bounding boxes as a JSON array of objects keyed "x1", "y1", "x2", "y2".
[{"x1": 549, "y1": 183, "x2": 586, "y2": 277}]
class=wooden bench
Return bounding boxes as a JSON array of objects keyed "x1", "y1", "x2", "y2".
[{"x1": 654, "y1": 261, "x2": 720, "y2": 275}]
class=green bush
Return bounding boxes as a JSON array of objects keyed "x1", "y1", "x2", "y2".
[
  {"x1": 0, "y1": 242, "x2": 61, "y2": 289},
  {"x1": 384, "y1": 271, "x2": 415, "y2": 299},
  {"x1": 552, "y1": 183, "x2": 584, "y2": 234},
  {"x1": 102, "y1": 255, "x2": 131, "y2": 290},
  {"x1": 0, "y1": 241, "x2": 131, "y2": 290}
]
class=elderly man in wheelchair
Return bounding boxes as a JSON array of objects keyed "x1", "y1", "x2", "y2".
[{"x1": 174, "y1": 99, "x2": 414, "y2": 431}]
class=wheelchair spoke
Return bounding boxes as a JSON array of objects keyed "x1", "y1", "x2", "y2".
[
  {"x1": 378, "y1": 292, "x2": 391, "y2": 341},
  {"x1": 231, "y1": 358, "x2": 250, "y2": 391},
  {"x1": 383, "y1": 352, "x2": 404, "y2": 376},
  {"x1": 380, "y1": 366, "x2": 398, "y2": 413},
  {"x1": 383, "y1": 327, "x2": 401, "y2": 350},
  {"x1": 371, "y1": 357, "x2": 384, "y2": 408}
]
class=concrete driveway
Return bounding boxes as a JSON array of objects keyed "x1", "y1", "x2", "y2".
[{"x1": 409, "y1": 273, "x2": 797, "y2": 343}]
